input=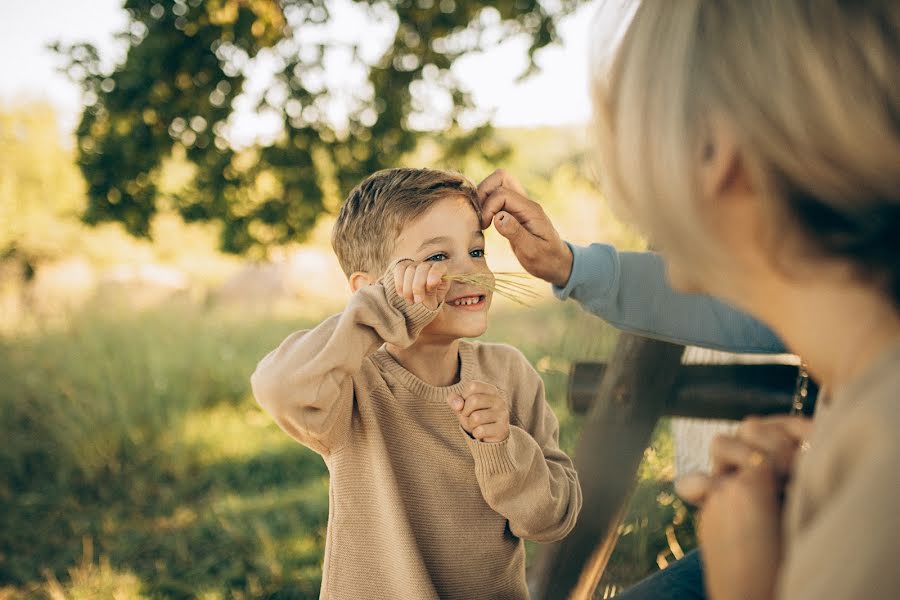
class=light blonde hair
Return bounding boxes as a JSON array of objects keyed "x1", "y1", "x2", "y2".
[
  {"x1": 592, "y1": 1, "x2": 900, "y2": 303},
  {"x1": 332, "y1": 168, "x2": 481, "y2": 276}
]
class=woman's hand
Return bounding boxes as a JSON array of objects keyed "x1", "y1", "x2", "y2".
[
  {"x1": 675, "y1": 415, "x2": 812, "y2": 600},
  {"x1": 476, "y1": 169, "x2": 574, "y2": 287},
  {"x1": 676, "y1": 415, "x2": 812, "y2": 505},
  {"x1": 698, "y1": 461, "x2": 783, "y2": 600}
]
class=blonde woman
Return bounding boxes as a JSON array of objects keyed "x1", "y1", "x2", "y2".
[{"x1": 478, "y1": 1, "x2": 900, "y2": 598}]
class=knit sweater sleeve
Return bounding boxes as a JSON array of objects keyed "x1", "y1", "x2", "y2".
[
  {"x1": 465, "y1": 354, "x2": 582, "y2": 542},
  {"x1": 251, "y1": 270, "x2": 439, "y2": 456}
]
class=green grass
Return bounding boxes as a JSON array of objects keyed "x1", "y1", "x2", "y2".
[{"x1": 0, "y1": 299, "x2": 695, "y2": 598}]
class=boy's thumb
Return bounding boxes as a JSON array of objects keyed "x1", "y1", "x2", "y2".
[{"x1": 447, "y1": 394, "x2": 464, "y2": 412}]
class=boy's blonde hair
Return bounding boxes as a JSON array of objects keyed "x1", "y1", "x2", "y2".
[
  {"x1": 591, "y1": 1, "x2": 900, "y2": 303},
  {"x1": 332, "y1": 168, "x2": 482, "y2": 276}
]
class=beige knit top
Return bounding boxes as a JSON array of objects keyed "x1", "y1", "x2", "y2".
[
  {"x1": 778, "y1": 340, "x2": 900, "y2": 599},
  {"x1": 251, "y1": 273, "x2": 582, "y2": 599}
]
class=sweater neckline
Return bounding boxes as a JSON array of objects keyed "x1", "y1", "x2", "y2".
[{"x1": 373, "y1": 341, "x2": 476, "y2": 401}]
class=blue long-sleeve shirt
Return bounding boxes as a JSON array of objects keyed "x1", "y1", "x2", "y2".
[{"x1": 552, "y1": 243, "x2": 788, "y2": 354}]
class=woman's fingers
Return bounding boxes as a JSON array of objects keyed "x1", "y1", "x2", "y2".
[
  {"x1": 710, "y1": 434, "x2": 771, "y2": 477},
  {"x1": 732, "y1": 415, "x2": 814, "y2": 477},
  {"x1": 736, "y1": 419, "x2": 802, "y2": 476},
  {"x1": 745, "y1": 415, "x2": 813, "y2": 442},
  {"x1": 476, "y1": 169, "x2": 527, "y2": 218},
  {"x1": 676, "y1": 472, "x2": 716, "y2": 507},
  {"x1": 481, "y1": 187, "x2": 547, "y2": 237}
]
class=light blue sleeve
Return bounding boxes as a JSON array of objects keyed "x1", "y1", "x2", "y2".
[{"x1": 553, "y1": 243, "x2": 788, "y2": 354}]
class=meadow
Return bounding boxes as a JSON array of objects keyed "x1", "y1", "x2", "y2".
[{"x1": 0, "y1": 298, "x2": 696, "y2": 599}]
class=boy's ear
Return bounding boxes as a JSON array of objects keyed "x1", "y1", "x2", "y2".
[{"x1": 348, "y1": 271, "x2": 376, "y2": 292}]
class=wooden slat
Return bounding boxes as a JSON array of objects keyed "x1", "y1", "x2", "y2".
[
  {"x1": 569, "y1": 362, "x2": 818, "y2": 419},
  {"x1": 529, "y1": 335, "x2": 685, "y2": 600}
]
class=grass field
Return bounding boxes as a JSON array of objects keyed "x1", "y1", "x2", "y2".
[{"x1": 0, "y1": 298, "x2": 695, "y2": 599}]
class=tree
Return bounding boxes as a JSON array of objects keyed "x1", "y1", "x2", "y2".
[
  {"x1": 55, "y1": 0, "x2": 585, "y2": 255},
  {"x1": 0, "y1": 104, "x2": 86, "y2": 269}
]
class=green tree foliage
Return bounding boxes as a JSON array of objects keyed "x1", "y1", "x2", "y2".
[
  {"x1": 55, "y1": 0, "x2": 585, "y2": 254},
  {"x1": 0, "y1": 104, "x2": 86, "y2": 266}
]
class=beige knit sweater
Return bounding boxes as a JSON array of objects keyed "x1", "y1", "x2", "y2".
[
  {"x1": 251, "y1": 273, "x2": 582, "y2": 599},
  {"x1": 778, "y1": 340, "x2": 900, "y2": 599}
]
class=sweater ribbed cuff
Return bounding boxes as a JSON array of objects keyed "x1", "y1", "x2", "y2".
[
  {"x1": 465, "y1": 427, "x2": 517, "y2": 476},
  {"x1": 379, "y1": 266, "x2": 442, "y2": 332}
]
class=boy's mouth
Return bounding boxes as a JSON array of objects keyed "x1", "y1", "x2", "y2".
[{"x1": 447, "y1": 294, "x2": 487, "y2": 310}]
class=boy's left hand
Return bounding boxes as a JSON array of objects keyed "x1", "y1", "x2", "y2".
[{"x1": 447, "y1": 381, "x2": 510, "y2": 443}]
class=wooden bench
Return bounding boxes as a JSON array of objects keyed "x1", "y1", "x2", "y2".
[{"x1": 528, "y1": 334, "x2": 817, "y2": 600}]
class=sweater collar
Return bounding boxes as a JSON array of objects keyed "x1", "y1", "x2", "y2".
[{"x1": 372, "y1": 341, "x2": 476, "y2": 401}]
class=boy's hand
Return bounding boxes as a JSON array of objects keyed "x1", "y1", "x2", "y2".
[
  {"x1": 447, "y1": 381, "x2": 510, "y2": 443},
  {"x1": 393, "y1": 259, "x2": 450, "y2": 310}
]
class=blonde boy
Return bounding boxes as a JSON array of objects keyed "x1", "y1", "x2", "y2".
[{"x1": 251, "y1": 168, "x2": 581, "y2": 599}]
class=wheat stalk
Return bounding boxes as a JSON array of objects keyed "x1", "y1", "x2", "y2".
[{"x1": 443, "y1": 272, "x2": 540, "y2": 306}]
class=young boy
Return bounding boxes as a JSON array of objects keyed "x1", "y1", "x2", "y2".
[{"x1": 251, "y1": 168, "x2": 581, "y2": 599}]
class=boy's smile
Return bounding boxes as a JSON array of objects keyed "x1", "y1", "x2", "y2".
[{"x1": 390, "y1": 195, "x2": 492, "y2": 339}]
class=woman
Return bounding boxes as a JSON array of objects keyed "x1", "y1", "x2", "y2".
[{"x1": 478, "y1": 1, "x2": 900, "y2": 598}]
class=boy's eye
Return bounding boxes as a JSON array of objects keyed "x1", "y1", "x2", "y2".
[
  {"x1": 425, "y1": 252, "x2": 448, "y2": 262},
  {"x1": 470, "y1": 249, "x2": 485, "y2": 258}
]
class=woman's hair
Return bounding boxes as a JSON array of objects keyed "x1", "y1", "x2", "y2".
[{"x1": 591, "y1": 0, "x2": 900, "y2": 305}]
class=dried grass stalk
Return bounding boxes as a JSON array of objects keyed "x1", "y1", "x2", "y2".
[{"x1": 443, "y1": 272, "x2": 540, "y2": 306}]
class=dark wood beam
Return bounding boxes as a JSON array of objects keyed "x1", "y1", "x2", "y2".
[
  {"x1": 529, "y1": 335, "x2": 685, "y2": 600},
  {"x1": 569, "y1": 362, "x2": 818, "y2": 420}
]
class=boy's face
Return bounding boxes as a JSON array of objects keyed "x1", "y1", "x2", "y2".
[{"x1": 389, "y1": 195, "x2": 492, "y2": 340}]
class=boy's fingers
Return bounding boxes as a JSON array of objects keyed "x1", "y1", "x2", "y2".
[
  {"x1": 465, "y1": 381, "x2": 501, "y2": 398},
  {"x1": 426, "y1": 263, "x2": 447, "y2": 291},
  {"x1": 393, "y1": 261, "x2": 413, "y2": 297},
  {"x1": 472, "y1": 423, "x2": 509, "y2": 443},
  {"x1": 460, "y1": 393, "x2": 495, "y2": 418},
  {"x1": 468, "y1": 408, "x2": 500, "y2": 428},
  {"x1": 402, "y1": 265, "x2": 416, "y2": 302},
  {"x1": 447, "y1": 393, "x2": 464, "y2": 412},
  {"x1": 412, "y1": 262, "x2": 431, "y2": 304}
]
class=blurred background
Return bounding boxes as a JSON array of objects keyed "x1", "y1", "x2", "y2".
[{"x1": 0, "y1": 1, "x2": 695, "y2": 598}]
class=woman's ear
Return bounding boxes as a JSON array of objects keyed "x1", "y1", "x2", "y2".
[
  {"x1": 700, "y1": 122, "x2": 753, "y2": 204},
  {"x1": 348, "y1": 271, "x2": 375, "y2": 293}
]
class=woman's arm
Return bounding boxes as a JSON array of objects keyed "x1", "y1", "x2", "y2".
[
  {"x1": 476, "y1": 169, "x2": 787, "y2": 355},
  {"x1": 555, "y1": 244, "x2": 787, "y2": 354}
]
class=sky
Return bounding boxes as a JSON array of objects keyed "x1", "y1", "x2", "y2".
[{"x1": 0, "y1": 0, "x2": 598, "y2": 143}]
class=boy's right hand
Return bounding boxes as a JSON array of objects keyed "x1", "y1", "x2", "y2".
[{"x1": 392, "y1": 259, "x2": 450, "y2": 310}]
